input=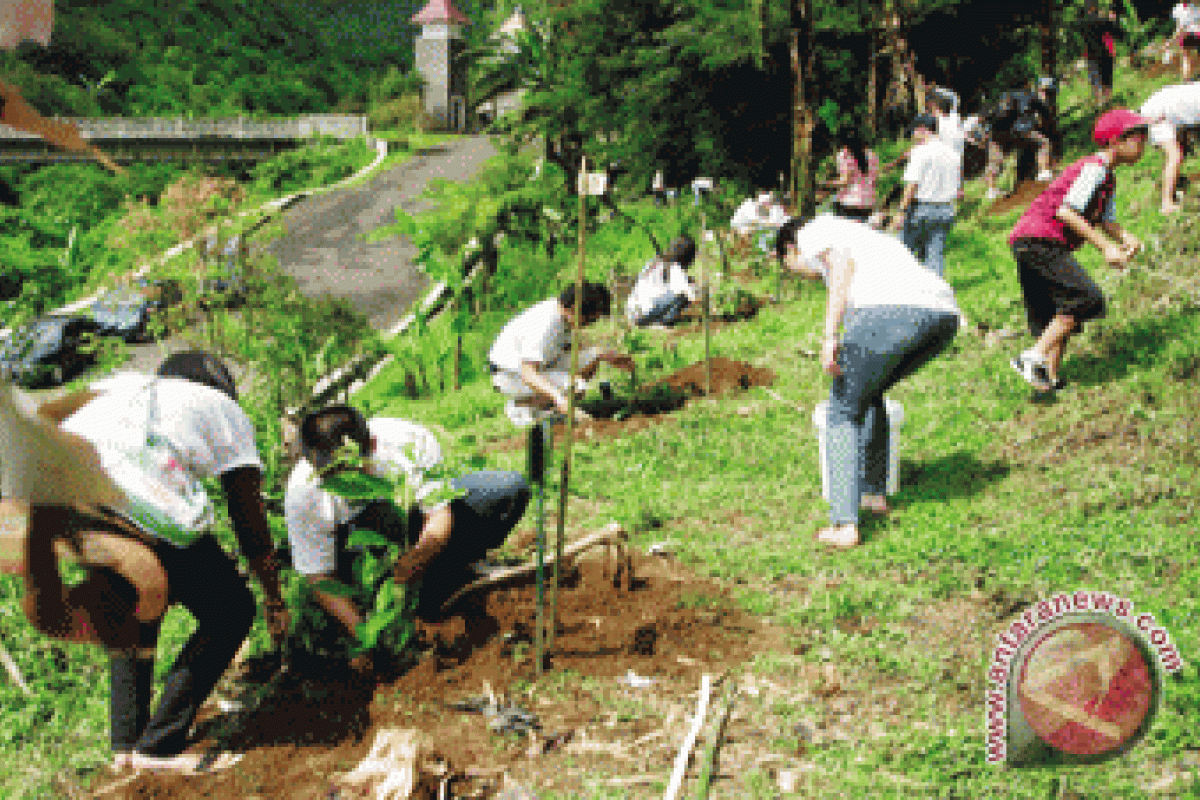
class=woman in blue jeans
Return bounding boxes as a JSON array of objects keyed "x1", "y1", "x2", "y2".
[{"x1": 776, "y1": 215, "x2": 961, "y2": 548}]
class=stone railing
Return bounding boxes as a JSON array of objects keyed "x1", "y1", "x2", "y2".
[{"x1": 0, "y1": 114, "x2": 368, "y2": 140}]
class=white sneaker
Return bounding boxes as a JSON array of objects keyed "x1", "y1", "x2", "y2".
[
  {"x1": 505, "y1": 401, "x2": 538, "y2": 427},
  {"x1": 1009, "y1": 350, "x2": 1052, "y2": 392},
  {"x1": 1037, "y1": 170, "x2": 1054, "y2": 182},
  {"x1": 986, "y1": 188, "x2": 1002, "y2": 200}
]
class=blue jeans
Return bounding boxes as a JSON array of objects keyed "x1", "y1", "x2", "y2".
[
  {"x1": 634, "y1": 294, "x2": 688, "y2": 327},
  {"x1": 902, "y1": 202, "x2": 955, "y2": 277},
  {"x1": 824, "y1": 306, "x2": 960, "y2": 525}
]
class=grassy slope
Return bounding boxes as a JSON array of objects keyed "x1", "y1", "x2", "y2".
[{"x1": 357, "y1": 68, "x2": 1200, "y2": 795}]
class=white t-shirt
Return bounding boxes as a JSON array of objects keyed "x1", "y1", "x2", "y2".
[
  {"x1": 1174, "y1": 3, "x2": 1200, "y2": 31},
  {"x1": 1140, "y1": 83, "x2": 1200, "y2": 144},
  {"x1": 488, "y1": 298, "x2": 570, "y2": 373},
  {"x1": 791, "y1": 214, "x2": 959, "y2": 314},
  {"x1": 730, "y1": 197, "x2": 790, "y2": 234},
  {"x1": 626, "y1": 258, "x2": 696, "y2": 322},
  {"x1": 936, "y1": 111, "x2": 967, "y2": 158},
  {"x1": 62, "y1": 375, "x2": 262, "y2": 543},
  {"x1": 285, "y1": 417, "x2": 442, "y2": 577},
  {"x1": 903, "y1": 138, "x2": 962, "y2": 203}
]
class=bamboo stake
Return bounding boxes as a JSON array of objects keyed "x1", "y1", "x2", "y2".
[
  {"x1": 695, "y1": 680, "x2": 738, "y2": 800},
  {"x1": 662, "y1": 673, "x2": 713, "y2": 800},
  {"x1": 551, "y1": 155, "x2": 590, "y2": 652},
  {"x1": 531, "y1": 420, "x2": 549, "y2": 677},
  {"x1": 700, "y1": 214, "x2": 711, "y2": 397}
]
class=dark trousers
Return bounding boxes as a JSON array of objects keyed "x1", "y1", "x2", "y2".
[
  {"x1": 338, "y1": 471, "x2": 531, "y2": 618},
  {"x1": 109, "y1": 535, "x2": 255, "y2": 757},
  {"x1": 1012, "y1": 238, "x2": 1106, "y2": 338}
]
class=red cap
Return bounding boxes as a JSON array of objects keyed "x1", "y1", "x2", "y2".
[{"x1": 1093, "y1": 109, "x2": 1148, "y2": 145}]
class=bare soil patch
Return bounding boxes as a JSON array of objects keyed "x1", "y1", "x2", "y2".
[
  {"x1": 986, "y1": 179, "x2": 1049, "y2": 217},
  {"x1": 100, "y1": 552, "x2": 791, "y2": 799}
]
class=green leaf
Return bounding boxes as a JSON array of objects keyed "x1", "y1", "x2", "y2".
[
  {"x1": 313, "y1": 579, "x2": 356, "y2": 598},
  {"x1": 346, "y1": 530, "x2": 395, "y2": 549},
  {"x1": 356, "y1": 608, "x2": 400, "y2": 649},
  {"x1": 375, "y1": 578, "x2": 396, "y2": 613},
  {"x1": 321, "y1": 470, "x2": 394, "y2": 500}
]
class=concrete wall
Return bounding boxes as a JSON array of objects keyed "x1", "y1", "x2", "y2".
[{"x1": 415, "y1": 37, "x2": 468, "y2": 131}]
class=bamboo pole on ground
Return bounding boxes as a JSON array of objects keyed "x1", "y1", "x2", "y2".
[
  {"x1": 662, "y1": 673, "x2": 714, "y2": 800},
  {"x1": 551, "y1": 155, "x2": 590, "y2": 652}
]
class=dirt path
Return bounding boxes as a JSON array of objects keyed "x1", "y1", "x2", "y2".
[{"x1": 264, "y1": 136, "x2": 497, "y2": 332}]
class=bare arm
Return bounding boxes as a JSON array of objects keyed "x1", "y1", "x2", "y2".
[
  {"x1": 1056, "y1": 206, "x2": 1128, "y2": 264},
  {"x1": 392, "y1": 505, "x2": 454, "y2": 585},
  {"x1": 221, "y1": 467, "x2": 288, "y2": 641},
  {"x1": 821, "y1": 248, "x2": 856, "y2": 377},
  {"x1": 307, "y1": 573, "x2": 364, "y2": 640},
  {"x1": 519, "y1": 360, "x2": 569, "y2": 412}
]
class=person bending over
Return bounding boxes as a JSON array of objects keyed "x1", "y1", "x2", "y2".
[
  {"x1": 488, "y1": 282, "x2": 635, "y2": 426},
  {"x1": 626, "y1": 236, "x2": 699, "y2": 328}
]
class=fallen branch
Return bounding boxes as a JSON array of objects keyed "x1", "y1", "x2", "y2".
[
  {"x1": 440, "y1": 523, "x2": 627, "y2": 610},
  {"x1": 0, "y1": 640, "x2": 31, "y2": 696},
  {"x1": 662, "y1": 673, "x2": 713, "y2": 800}
]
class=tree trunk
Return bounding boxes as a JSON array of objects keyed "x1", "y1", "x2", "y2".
[
  {"x1": 867, "y1": 0, "x2": 878, "y2": 138},
  {"x1": 790, "y1": 0, "x2": 816, "y2": 219}
]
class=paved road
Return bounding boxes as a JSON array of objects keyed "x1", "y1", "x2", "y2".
[
  {"x1": 109, "y1": 135, "x2": 497, "y2": 379},
  {"x1": 264, "y1": 135, "x2": 497, "y2": 332}
]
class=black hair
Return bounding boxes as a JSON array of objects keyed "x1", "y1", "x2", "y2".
[
  {"x1": 156, "y1": 351, "x2": 238, "y2": 401},
  {"x1": 774, "y1": 217, "x2": 806, "y2": 264},
  {"x1": 558, "y1": 281, "x2": 611, "y2": 318},
  {"x1": 660, "y1": 235, "x2": 696, "y2": 269},
  {"x1": 930, "y1": 92, "x2": 955, "y2": 116},
  {"x1": 300, "y1": 404, "x2": 371, "y2": 457},
  {"x1": 840, "y1": 128, "x2": 870, "y2": 176}
]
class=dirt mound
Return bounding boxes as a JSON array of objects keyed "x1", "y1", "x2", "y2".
[
  {"x1": 489, "y1": 358, "x2": 776, "y2": 453},
  {"x1": 102, "y1": 553, "x2": 781, "y2": 799}
]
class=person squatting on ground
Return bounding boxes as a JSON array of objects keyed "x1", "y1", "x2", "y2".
[
  {"x1": 625, "y1": 236, "x2": 699, "y2": 328},
  {"x1": 1139, "y1": 81, "x2": 1200, "y2": 214},
  {"x1": 983, "y1": 78, "x2": 1059, "y2": 198},
  {"x1": 284, "y1": 405, "x2": 530, "y2": 673},
  {"x1": 1007, "y1": 110, "x2": 1147, "y2": 393},
  {"x1": 825, "y1": 128, "x2": 879, "y2": 223},
  {"x1": 20, "y1": 352, "x2": 289, "y2": 774},
  {"x1": 895, "y1": 114, "x2": 962, "y2": 278},
  {"x1": 776, "y1": 215, "x2": 961, "y2": 549},
  {"x1": 1081, "y1": 3, "x2": 1121, "y2": 106},
  {"x1": 1172, "y1": 2, "x2": 1200, "y2": 81},
  {"x1": 730, "y1": 191, "x2": 791, "y2": 252},
  {"x1": 488, "y1": 281, "x2": 636, "y2": 427}
]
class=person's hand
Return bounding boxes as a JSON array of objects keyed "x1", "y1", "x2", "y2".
[
  {"x1": 1121, "y1": 232, "x2": 1142, "y2": 255},
  {"x1": 889, "y1": 214, "x2": 904, "y2": 232},
  {"x1": 263, "y1": 600, "x2": 290, "y2": 646},
  {"x1": 821, "y1": 338, "x2": 843, "y2": 377},
  {"x1": 349, "y1": 650, "x2": 375, "y2": 679},
  {"x1": 1103, "y1": 241, "x2": 1132, "y2": 267},
  {"x1": 573, "y1": 407, "x2": 593, "y2": 423}
]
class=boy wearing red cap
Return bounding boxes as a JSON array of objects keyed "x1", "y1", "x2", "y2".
[{"x1": 1007, "y1": 109, "x2": 1148, "y2": 392}]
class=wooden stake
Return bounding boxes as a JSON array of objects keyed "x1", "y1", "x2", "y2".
[
  {"x1": 663, "y1": 673, "x2": 713, "y2": 800},
  {"x1": 695, "y1": 680, "x2": 738, "y2": 800},
  {"x1": 0, "y1": 640, "x2": 31, "y2": 696},
  {"x1": 700, "y1": 214, "x2": 712, "y2": 397},
  {"x1": 552, "y1": 155, "x2": 590, "y2": 652}
]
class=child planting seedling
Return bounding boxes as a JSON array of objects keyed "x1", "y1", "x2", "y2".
[{"x1": 284, "y1": 405, "x2": 531, "y2": 677}]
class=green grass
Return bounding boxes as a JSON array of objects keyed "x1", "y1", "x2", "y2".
[{"x1": 2, "y1": 63, "x2": 1198, "y2": 798}]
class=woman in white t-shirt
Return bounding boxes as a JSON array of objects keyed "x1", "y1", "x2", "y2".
[
  {"x1": 625, "y1": 236, "x2": 699, "y2": 328},
  {"x1": 775, "y1": 215, "x2": 961, "y2": 549}
]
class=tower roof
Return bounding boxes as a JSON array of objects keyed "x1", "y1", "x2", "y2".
[{"x1": 411, "y1": 0, "x2": 470, "y2": 25}]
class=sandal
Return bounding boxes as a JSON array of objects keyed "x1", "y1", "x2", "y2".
[{"x1": 814, "y1": 525, "x2": 860, "y2": 549}]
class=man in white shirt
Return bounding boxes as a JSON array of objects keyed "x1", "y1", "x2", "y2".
[
  {"x1": 895, "y1": 114, "x2": 962, "y2": 277},
  {"x1": 488, "y1": 281, "x2": 635, "y2": 426},
  {"x1": 625, "y1": 236, "x2": 699, "y2": 328},
  {"x1": 21, "y1": 351, "x2": 288, "y2": 773},
  {"x1": 1139, "y1": 81, "x2": 1200, "y2": 213},
  {"x1": 284, "y1": 405, "x2": 530, "y2": 669}
]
